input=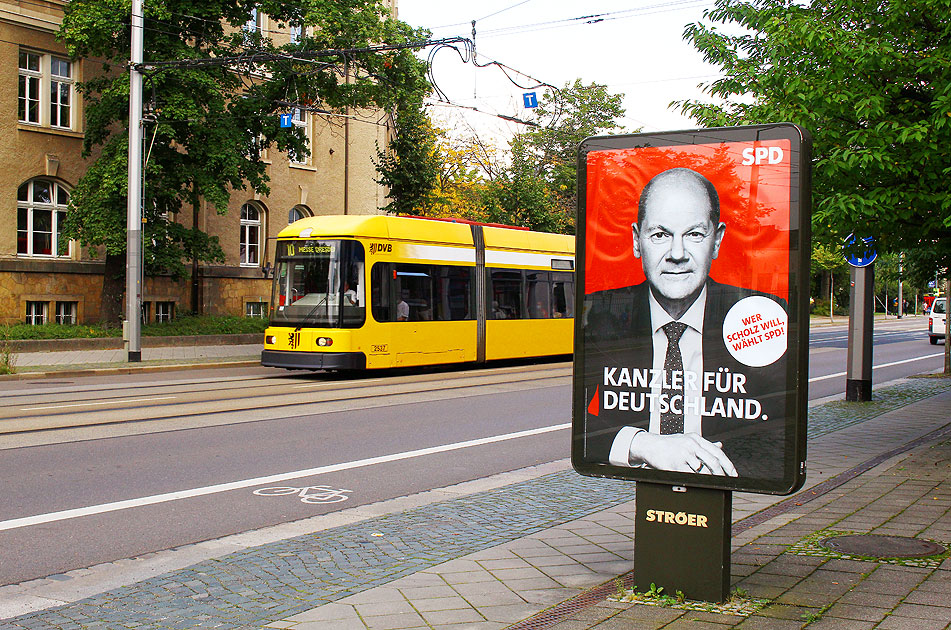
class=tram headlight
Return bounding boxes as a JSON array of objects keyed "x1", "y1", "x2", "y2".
[
  {"x1": 316, "y1": 337, "x2": 333, "y2": 347},
  {"x1": 265, "y1": 335, "x2": 276, "y2": 345}
]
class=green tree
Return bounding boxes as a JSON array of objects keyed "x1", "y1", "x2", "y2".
[
  {"x1": 426, "y1": 132, "x2": 503, "y2": 220},
  {"x1": 479, "y1": 172, "x2": 563, "y2": 233},
  {"x1": 512, "y1": 79, "x2": 627, "y2": 231},
  {"x1": 59, "y1": 0, "x2": 429, "y2": 322},
  {"x1": 679, "y1": 0, "x2": 951, "y2": 370},
  {"x1": 811, "y1": 243, "x2": 847, "y2": 320},
  {"x1": 375, "y1": 97, "x2": 440, "y2": 216}
]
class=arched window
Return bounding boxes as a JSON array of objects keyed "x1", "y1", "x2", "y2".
[
  {"x1": 288, "y1": 205, "x2": 311, "y2": 224},
  {"x1": 17, "y1": 178, "x2": 70, "y2": 257},
  {"x1": 240, "y1": 202, "x2": 264, "y2": 266}
]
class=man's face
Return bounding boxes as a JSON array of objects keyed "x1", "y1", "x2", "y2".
[{"x1": 633, "y1": 180, "x2": 725, "y2": 314}]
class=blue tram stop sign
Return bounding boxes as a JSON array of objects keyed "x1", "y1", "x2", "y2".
[{"x1": 842, "y1": 233, "x2": 877, "y2": 267}]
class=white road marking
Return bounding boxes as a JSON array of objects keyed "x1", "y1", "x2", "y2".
[
  {"x1": 808, "y1": 353, "x2": 944, "y2": 383},
  {"x1": 22, "y1": 396, "x2": 179, "y2": 411},
  {"x1": 0, "y1": 423, "x2": 571, "y2": 532}
]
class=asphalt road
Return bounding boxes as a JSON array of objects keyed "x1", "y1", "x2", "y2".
[{"x1": 0, "y1": 316, "x2": 944, "y2": 586}]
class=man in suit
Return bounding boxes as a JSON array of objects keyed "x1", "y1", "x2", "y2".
[{"x1": 581, "y1": 167, "x2": 787, "y2": 480}]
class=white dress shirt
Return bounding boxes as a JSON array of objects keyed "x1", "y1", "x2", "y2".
[{"x1": 608, "y1": 286, "x2": 707, "y2": 466}]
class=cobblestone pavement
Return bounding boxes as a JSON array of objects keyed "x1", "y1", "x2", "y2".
[{"x1": 1, "y1": 377, "x2": 949, "y2": 630}]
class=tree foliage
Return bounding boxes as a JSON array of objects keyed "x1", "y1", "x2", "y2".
[
  {"x1": 58, "y1": 0, "x2": 429, "y2": 307},
  {"x1": 375, "y1": 97, "x2": 440, "y2": 216},
  {"x1": 376, "y1": 79, "x2": 627, "y2": 234},
  {"x1": 679, "y1": 0, "x2": 951, "y2": 263},
  {"x1": 511, "y1": 79, "x2": 627, "y2": 230}
]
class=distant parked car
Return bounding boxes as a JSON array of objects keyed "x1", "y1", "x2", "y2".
[{"x1": 929, "y1": 298, "x2": 946, "y2": 345}]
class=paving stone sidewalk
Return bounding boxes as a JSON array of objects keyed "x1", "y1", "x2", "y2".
[
  {"x1": 261, "y1": 380, "x2": 951, "y2": 630},
  {"x1": 9, "y1": 344, "x2": 261, "y2": 372},
  {"x1": 1, "y1": 377, "x2": 949, "y2": 630},
  {"x1": 535, "y1": 406, "x2": 951, "y2": 630}
]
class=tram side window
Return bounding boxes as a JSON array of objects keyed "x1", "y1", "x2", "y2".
[
  {"x1": 371, "y1": 263, "x2": 473, "y2": 322},
  {"x1": 551, "y1": 272, "x2": 574, "y2": 318},
  {"x1": 489, "y1": 269, "x2": 523, "y2": 319},
  {"x1": 488, "y1": 269, "x2": 575, "y2": 320},
  {"x1": 432, "y1": 266, "x2": 473, "y2": 320},
  {"x1": 526, "y1": 271, "x2": 550, "y2": 319}
]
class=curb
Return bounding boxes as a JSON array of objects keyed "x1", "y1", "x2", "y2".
[
  {"x1": 5, "y1": 333, "x2": 262, "y2": 353},
  {"x1": 0, "y1": 359, "x2": 262, "y2": 381}
]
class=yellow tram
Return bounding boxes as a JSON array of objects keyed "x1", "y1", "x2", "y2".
[{"x1": 261, "y1": 215, "x2": 575, "y2": 370}]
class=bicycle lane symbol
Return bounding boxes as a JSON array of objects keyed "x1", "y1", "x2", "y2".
[{"x1": 253, "y1": 485, "x2": 353, "y2": 504}]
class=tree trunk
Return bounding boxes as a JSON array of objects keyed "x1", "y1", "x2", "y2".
[
  {"x1": 191, "y1": 197, "x2": 200, "y2": 314},
  {"x1": 829, "y1": 273, "x2": 835, "y2": 323},
  {"x1": 100, "y1": 252, "x2": 126, "y2": 325}
]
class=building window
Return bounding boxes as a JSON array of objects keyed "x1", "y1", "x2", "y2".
[
  {"x1": 25, "y1": 301, "x2": 48, "y2": 325},
  {"x1": 55, "y1": 301, "x2": 77, "y2": 324},
  {"x1": 155, "y1": 301, "x2": 174, "y2": 323},
  {"x1": 19, "y1": 51, "x2": 73, "y2": 129},
  {"x1": 49, "y1": 57, "x2": 72, "y2": 128},
  {"x1": 18, "y1": 51, "x2": 40, "y2": 124},
  {"x1": 288, "y1": 108, "x2": 310, "y2": 164},
  {"x1": 244, "y1": 8, "x2": 262, "y2": 33},
  {"x1": 240, "y1": 203, "x2": 262, "y2": 266},
  {"x1": 288, "y1": 205, "x2": 310, "y2": 224},
  {"x1": 17, "y1": 179, "x2": 70, "y2": 257},
  {"x1": 290, "y1": 24, "x2": 303, "y2": 44},
  {"x1": 246, "y1": 301, "x2": 268, "y2": 318}
]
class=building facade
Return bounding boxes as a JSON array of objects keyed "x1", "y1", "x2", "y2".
[{"x1": 0, "y1": 0, "x2": 395, "y2": 325}]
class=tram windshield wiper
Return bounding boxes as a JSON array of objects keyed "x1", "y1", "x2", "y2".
[{"x1": 295, "y1": 293, "x2": 330, "y2": 331}]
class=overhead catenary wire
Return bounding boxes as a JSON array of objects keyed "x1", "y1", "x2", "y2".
[
  {"x1": 475, "y1": 0, "x2": 538, "y2": 23},
  {"x1": 60, "y1": 3, "x2": 567, "y2": 132},
  {"x1": 423, "y1": 0, "x2": 712, "y2": 39},
  {"x1": 132, "y1": 33, "x2": 560, "y2": 129}
]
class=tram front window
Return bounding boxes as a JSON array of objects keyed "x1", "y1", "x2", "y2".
[{"x1": 269, "y1": 240, "x2": 365, "y2": 328}]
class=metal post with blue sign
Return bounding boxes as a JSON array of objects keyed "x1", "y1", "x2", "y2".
[{"x1": 843, "y1": 234, "x2": 876, "y2": 401}]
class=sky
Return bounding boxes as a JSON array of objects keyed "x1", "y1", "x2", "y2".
[{"x1": 396, "y1": 0, "x2": 724, "y2": 144}]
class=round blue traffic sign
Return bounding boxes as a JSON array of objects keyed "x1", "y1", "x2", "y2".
[{"x1": 842, "y1": 234, "x2": 877, "y2": 267}]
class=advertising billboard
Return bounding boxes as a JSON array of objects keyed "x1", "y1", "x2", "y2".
[{"x1": 572, "y1": 124, "x2": 811, "y2": 495}]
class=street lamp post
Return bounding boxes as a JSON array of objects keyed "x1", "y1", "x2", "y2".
[{"x1": 126, "y1": 0, "x2": 144, "y2": 362}]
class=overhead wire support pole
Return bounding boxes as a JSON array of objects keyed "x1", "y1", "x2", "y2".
[{"x1": 126, "y1": 0, "x2": 144, "y2": 362}]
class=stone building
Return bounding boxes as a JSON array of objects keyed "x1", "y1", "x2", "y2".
[{"x1": 0, "y1": 0, "x2": 395, "y2": 325}]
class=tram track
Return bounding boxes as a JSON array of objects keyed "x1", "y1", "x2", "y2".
[{"x1": 0, "y1": 363, "x2": 572, "y2": 439}]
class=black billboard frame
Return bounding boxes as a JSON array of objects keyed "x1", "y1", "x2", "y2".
[{"x1": 572, "y1": 123, "x2": 812, "y2": 496}]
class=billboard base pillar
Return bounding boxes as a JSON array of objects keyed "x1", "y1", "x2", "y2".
[
  {"x1": 845, "y1": 379, "x2": 871, "y2": 402},
  {"x1": 634, "y1": 482, "x2": 731, "y2": 602}
]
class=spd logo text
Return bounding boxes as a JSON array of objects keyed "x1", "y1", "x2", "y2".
[{"x1": 741, "y1": 146, "x2": 784, "y2": 165}]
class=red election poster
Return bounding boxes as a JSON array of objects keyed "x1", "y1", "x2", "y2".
[{"x1": 572, "y1": 125, "x2": 811, "y2": 495}]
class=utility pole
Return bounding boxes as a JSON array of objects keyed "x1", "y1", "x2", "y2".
[
  {"x1": 843, "y1": 234, "x2": 876, "y2": 402},
  {"x1": 846, "y1": 264, "x2": 874, "y2": 401},
  {"x1": 126, "y1": 0, "x2": 144, "y2": 362},
  {"x1": 897, "y1": 252, "x2": 904, "y2": 318}
]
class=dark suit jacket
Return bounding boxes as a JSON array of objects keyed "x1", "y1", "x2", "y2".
[{"x1": 580, "y1": 280, "x2": 788, "y2": 480}]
